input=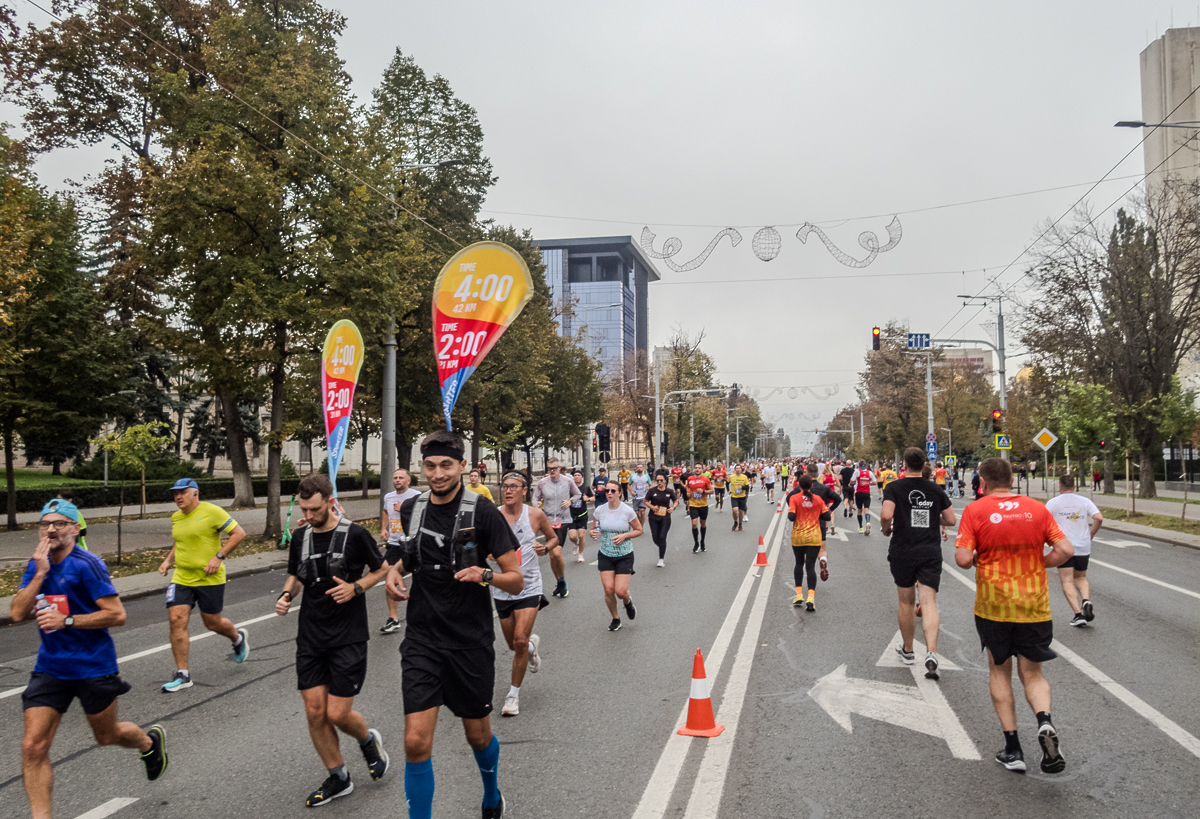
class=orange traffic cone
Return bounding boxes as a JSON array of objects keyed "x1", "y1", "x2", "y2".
[
  {"x1": 753, "y1": 534, "x2": 770, "y2": 567},
  {"x1": 677, "y1": 649, "x2": 724, "y2": 737}
]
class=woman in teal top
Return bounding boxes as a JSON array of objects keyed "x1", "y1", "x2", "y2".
[{"x1": 589, "y1": 480, "x2": 643, "y2": 632}]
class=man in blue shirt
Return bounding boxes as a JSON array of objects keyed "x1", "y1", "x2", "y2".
[{"x1": 12, "y1": 499, "x2": 168, "y2": 819}]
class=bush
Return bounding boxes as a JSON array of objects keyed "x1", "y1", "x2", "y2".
[
  {"x1": 280, "y1": 455, "x2": 298, "y2": 479},
  {"x1": 67, "y1": 450, "x2": 204, "y2": 483}
]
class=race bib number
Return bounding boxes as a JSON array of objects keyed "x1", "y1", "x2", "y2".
[
  {"x1": 165, "y1": 583, "x2": 176, "y2": 604},
  {"x1": 390, "y1": 519, "x2": 404, "y2": 534},
  {"x1": 910, "y1": 509, "x2": 930, "y2": 529},
  {"x1": 44, "y1": 594, "x2": 69, "y2": 615},
  {"x1": 692, "y1": 491, "x2": 703, "y2": 500}
]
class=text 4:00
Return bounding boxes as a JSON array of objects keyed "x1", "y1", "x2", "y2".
[{"x1": 453, "y1": 274, "x2": 514, "y2": 303}]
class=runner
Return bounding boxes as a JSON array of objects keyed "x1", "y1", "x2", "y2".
[
  {"x1": 532, "y1": 457, "x2": 579, "y2": 599},
  {"x1": 592, "y1": 466, "x2": 609, "y2": 495},
  {"x1": 630, "y1": 463, "x2": 651, "y2": 525},
  {"x1": 155, "y1": 478, "x2": 249, "y2": 692},
  {"x1": 852, "y1": 461, "x2": 875, "y2": 535},
  {"x1": 670, "y1": 462, "x2": 686, "y2": 496},
  {"x1": 589, "y1": 480, "x2": 644, "y2": 631},
  {"x1": 380, "y1": 468, "x2": 420, "y2": 635},
  {"x1": 779, "y1": 461, "x2": 790, "y2": 493},
  {"x1": 495, "y1": 472, "x2": 556, "y2": 717},
  {"x1": 933, "y1": 461, "x2": 948, "y2": 491},
  {"x1": 880, "y1": 448, "x2": 955, "y2": 679},
  {"x1": 685, "y1": 462, "x2": 714, "y2": 553},
  {"x1": 645, "y1": 471, "x2": 679, "y2": 567},
  {"x1": 711, "y1": 462, "x2": 728, "y2": 512},
  {"x1": 275, "y1": 474, "x2": 390, "y2": 806},
  {"x1": 820, "y1": 464, "x2": 840, "y2": 534},
  {"x1": 568, "y1": 470, "x2": 595, "y2": 563},
  {"x1": 467, "y1": 469, "x2": 494, "y2": 502},
  {"x1": 786, "y1": 476, "x2": 826, "y2": 610},
  {"x1": 879, "y1": 462, "x2": 898, "y2": 501},
  {"x1": 618, "y1": 465, "x2": 632, "y2": 501},
  {"x1": 15, "y1": 499, "x2": 168, "y2": 819},
  {"x1": 762, "y1": 462, "x2": 777, "y2": 503},
  {"x1": 383, "y1": 429, "x2": 524, "y2": 819},
  {"x1": 1044, "y1": 475, "x2": 1103, "y2": 627},
  {"x1": 727, "y1": 464, "x2": 750, "y2": 531},
  {"x1": 802, "y1": 464, "x2": 841, "y2": 546},
  {"x1": 839, "y1": 460, "x2": 856, "y2": 518},
  {"x1": 955, "y1": 458, "x2": 1073, "y2": 775}
]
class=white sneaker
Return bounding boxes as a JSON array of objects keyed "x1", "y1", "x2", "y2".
[
  {"x1": 528, "y1": 634, "x2": 541, "y2": 673},
  {"x1": 502, "y1": 695, "x2": 519, "y2": 716},
  {"x1": 656, "y1": 559, "x2": 665, "y2": 567},
  {"x1": 576, "y1": 553, "x2": 585, "y2": 563}
]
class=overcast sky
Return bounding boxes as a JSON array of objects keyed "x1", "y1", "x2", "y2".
[{"x1": 14, "y1": 1, "x2": 1190, "y2": 450}]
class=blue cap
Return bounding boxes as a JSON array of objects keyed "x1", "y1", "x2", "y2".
[
  {"x1": 40, "y1": 499, "x2": 79, "y2": 523},
  {"x1": 170, "y1": 478, "x2": 200, "y2": 491}
]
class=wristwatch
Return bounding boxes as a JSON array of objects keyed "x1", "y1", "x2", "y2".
[
  {"x1": 481, "y1": 568, "x2": 494, "y2": 586},
  {"x1": 353, "y1": 582, "x2": 364, "y2": 596},
  {"x1": 216, "y1": 552, "x2": 226, "y2": 560},
  {"x1": 63, "y1": 616, "x2": 75, "y2": 629}
]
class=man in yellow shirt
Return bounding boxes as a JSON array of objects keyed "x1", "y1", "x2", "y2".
[
  {"x1": 879, "y1": 464, "x2": 898, "y2": 499},
  {"x1": 156, "y1": 478, "x2": 248, "y2": 692},
  {"x1": 468, "y1": 469, "x2": 493, "y2": 502},
  {"x1": 727, "y1": 465, "x2": 750, "y2": 532},
  {"x1": 618, "y1": 467, "x2": 632, "y2": 501}
]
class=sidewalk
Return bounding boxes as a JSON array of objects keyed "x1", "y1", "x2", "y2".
[{"x1": 1014, "y1": 484, "x2": 1200, "y2": 551}]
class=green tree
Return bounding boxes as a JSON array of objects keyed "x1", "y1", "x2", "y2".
[
  {"x1": 1051, "y1": 381, "x2": 1117, "y2": 489},
  {"x1": 92, "y1": 421, "x2": 169, "y2": 560}
]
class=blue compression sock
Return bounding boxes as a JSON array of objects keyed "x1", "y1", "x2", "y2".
[
  {"x1": 404, "y1": 758, "x2": 434, "y2": 819},
  {"x1": 473, "y1": 735, "x2": 501, "y2": 809}
]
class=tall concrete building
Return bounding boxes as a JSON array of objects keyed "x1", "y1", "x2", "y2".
[{"x1": 535, "y1": 236, "x2": 661, "y2": 376}]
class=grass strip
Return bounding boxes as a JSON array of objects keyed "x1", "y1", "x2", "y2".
[{"x1": 1097, "y1": 507, "x2": 1200, "y2": 538}]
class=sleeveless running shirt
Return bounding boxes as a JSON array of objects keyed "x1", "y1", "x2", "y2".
[{"x1": 492, "y1": 505, "x2": 543, "y2": 602}]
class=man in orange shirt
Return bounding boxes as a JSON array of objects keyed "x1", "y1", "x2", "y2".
[
  {"x1": 685, "y1": 463, "x2": 714, "y2": 553},
  {"x1": 955, "y1": 458, "x2": 1074, "y2": 776}
]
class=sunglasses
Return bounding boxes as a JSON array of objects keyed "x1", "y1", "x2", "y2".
[{"x1": 606, "y1": 489, "x2": 619, "y2": 494}]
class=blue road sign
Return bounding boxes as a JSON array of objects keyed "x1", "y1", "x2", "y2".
[
  {"x1": 995, "y1": 434, "x2": 1012, "y2": 450},
  {"x1": 926, "y1": 441, "x2": 937, "y2": 461},
  {"x1": 907, "y1": 333, "x2": 931, "y2": 350}
]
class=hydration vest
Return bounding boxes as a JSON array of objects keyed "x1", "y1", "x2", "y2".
[
  {"x1": 401, "y1": 487, "x2": 483, "y2": 573},
  {"x1": 295, "y1": 516, "x2": 353, "y2": 586}
]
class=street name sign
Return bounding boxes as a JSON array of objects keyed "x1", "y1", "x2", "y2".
[{"x1": 1034, "y1": 428, "x2": 1058, "y2": 451}]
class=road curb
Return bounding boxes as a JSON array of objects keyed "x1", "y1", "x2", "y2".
[{"x1": 1101, "y1": 519, "x2": 1200, "y2": 551}]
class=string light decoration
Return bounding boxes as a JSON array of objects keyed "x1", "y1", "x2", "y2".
[{"x1": 751, "y1": 226, "x2": 781, "y2": 261}]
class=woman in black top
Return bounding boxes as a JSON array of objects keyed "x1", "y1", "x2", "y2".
[
  {"x1": 568, "y1": 471, "x2": 595, "y2": 563},
  {"x1": 644, "y1": 473, "x2": 679, "y2": 567}
]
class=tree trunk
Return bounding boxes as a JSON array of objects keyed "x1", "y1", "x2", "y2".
[
  {"x1": 1103, "y1": 450, "x2": 1114, "y2": 495},
  {"x1": 52, "y1": 460, "x2": 61, "y2": 476},
  {"x1": 472, "y1": 402, "x2": 481, "y2": 468},
  {"x1": 218, "y1": 387, "x2": 256, "y2": 508},
  {"x1": 207, "y1": 450, "x2": 216, "y2": 477},
  {"x1": 117, "y1": 484, "x2": 124, "y2": 564},
  {"x1": 360, "y1": 420, "x2": 370, "y2": 500},
  {"x1": 4, "y1": 422, "x2": 17, "y2": 530},
  {"x1": 1138, "y1": 447, "x2": 1157, "y2": 499},
  {"x1": 264, "y1": 326, "x2": 286, "y2": 539}
]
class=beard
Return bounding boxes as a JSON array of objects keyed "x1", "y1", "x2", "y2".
[{"x1": 431, "y1": 479, "x2": 462, "y2": 499}]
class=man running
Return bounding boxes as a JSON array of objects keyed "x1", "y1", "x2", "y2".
[
  {"x1": 852, "y1": 461, "x2": 875, "y2": 535},
  {"x1": 532, "y1": 458, "x2": 578, "y2": 598},
  {"x1": 727, "y1": 465, "x2": 750, "y2": 531},
  {"x1": 685, "y1": 462, "x2": 714, "y2": 553},
  {"x1": 629, "y1": 463, "x2": 651, "y2": 525},
  {"x1": 955, "y1": 458, "x2": 1073, "y2": 775},
  {"x1": 276, "y1": 474, "x2": 391, "y2": 806},
  {"x1": 670, "y1": 462, "x2": 686, "y2": 496},
  {"x1": 1044, "y1": 475, "x2": 1103, "y2": 627},
  {"x1": 779, "y1": 461, "x2": 789, "y2": 493},
  {"x1": 839, "y1": 461, "x2": 856, "y2": 518},
  {"x1": 495, "y1": 472, "x2": 557, "y2": 717},
  {"x1": 618, "y1": 465, "x2": 632, "y2": 501},
  {"x1": 384, "y1": 430, "x2": 524, "y2": 819},
  {"x1": 467, "y1": 469, "x2": 493, "y2": 502},
  {"x1": 156, "y1": 478, "x2": 248, "y2": 692},
  {"x1": 380, "y1": 468, "x2": 421, "y2": 635},
  {"x1": 762, "y1": 462, "x2": 777, "y2": 503},
  {"x1": 592, "y1": 466, "x2": 610, "y2": 495},
  {"x1": 15, "y1": 499, "x2": 168, "y2": 819},
  {"x1": 711, "y1": 462, "x2": 727, "y2": 512},
  {"x1": 881, "y1": 448, "x2": 955, "y2": 679},
  {"x1": 879, "y1": 462, "x2": 898, "y2": 501}
]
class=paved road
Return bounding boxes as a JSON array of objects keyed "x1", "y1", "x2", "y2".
[{"x1": 1, "y1": 491, "x2": 1198, "y2": 818}]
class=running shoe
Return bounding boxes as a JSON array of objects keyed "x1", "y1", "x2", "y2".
[
  {"x1": 608, "y1": 618, "x2": 622, "y2": 632},
  {"x1": 576, "y1": 553, "x2": 585, "y2": 563},
  {"x1": 1038, "y1": 722, "x2": 1065, "y2": 773},
  {"x1": 624, "y1": 599, "x2": 636, "y2": 620},
  {"x1": 805, "y1": 592, "x2": 815, "y2": 612},
  {"x1": 482, "y1": 793, "x2": 506, "y2": 819},
  {"x1": 693, "y1": 544, "x2": 700, "y2": 553},
  {"x1": 994, "y1": 748, "x2": 1026, "y2": 773},
  {"x1": 1082, "y1": 599, "x2": 1094, "y2": 622},
  {"x1": 501, "y1": 695, "x2": 519, "y2": 717},
  {"x1": 379, "y1": 618, "x2": 402, "y2": 634},
  {"x1": 864, "y1": 521, "x2": 871, "y2": 535},
  {"x1": 232, "y1": 628, "x2": 249, "y2": 663},
  {"x1": 732, "y1": 523, "x2": 737, "y2": 531},
  {"x1": 656, "y1": 559, "x2": 665, "y2": 568},
  {"x1": 1069, "y1": 612, "x2": 1087, "y2": 627},
  {"x1": 700, "y1": 544, "x2": 706, "y2": 552},
  {"x1": 819, "y1": 556, "x2": 828, "y2": 582},
  {"x1": 307, "y1": 773, "x2": 354, "y2": 806},
  {"x1": 792, "y1": 593, "x2": 805, "y2": 607},
  {"x1": 551, "y1": 580, "x2": 568, "y2": 598},
  {"x1": 161, "y1": 671, "x2": 193, "y2": 693},
  {"x1": 858, "y1": 526, "x2": 864, "y2": 533},
  {"x1": 894, "y1": 644, "x2": 915, "y2": 665},
  {"x1": 141, "y1": 724, "x2": 168, "y2": 781},
  {"x1": 528, "y1": 634, "x2": 541, "y2": 673},
  {"x1": 925, "y1": 652, "x2": 940, "y2": 680},
  {"x1": 361, "y1": 728, "x2": 389, "y2": 780}
]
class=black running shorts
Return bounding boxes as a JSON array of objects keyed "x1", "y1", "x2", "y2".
[
  {"x1": 570, "y1": 515, "x2": 588, "y2": 530},
  {"x1": 714, "y1": 487, "x2": 725, "y2": 498},
  {"x1": 550, "y1": 525, "x2": 569, "y2": 549},
  {"x1": 888, "y1": 556, "x2": 942, "y2": 591},
  {"x1": 400, "y1": 637, "x2": 495, "y2": 718},
  {"x1": 730, "y1": 496, "x2": 747, "y2": 510},
  {"x1": 165, "y1": 582, "x2": 225, "y2": 614},
  {"x1": 596, "y1": 552, "x2": 635, "y2": 575},
  {"x1": 296, "y1": 641, "x2": 368, "y2": 698},
  {"x1": 1061, "y1": 554, "x2": 1090, "y2": 572},
  {"x1": 22, "y1": 672, "x2": 131, "y2": 715},
  {"x1": 975, "y1": 616, "x2": 1056, "y2": 665},
  {"x1": 855, "y1": 492, "x2": 872, "y2": 509},
  {"x1": 688, "y1": 505, "x2": 709, "y2": 521},
  {"x1": 494, "y1": 594, "x2": 548, "y2": 620}
]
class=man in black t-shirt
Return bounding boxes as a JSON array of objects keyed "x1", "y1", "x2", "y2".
[
  {"x1": 839, "y1": 462, "x2": 856, "y2": 518},
  {"x1": 275, "y1": 473, "x2": 390, "y2": 807},
  {"x1": 384, "y1": 430, "x2": 523, "y2": 819},
  {"x1": 881, "y1": 447, "x2": 955, "y2": 680}
]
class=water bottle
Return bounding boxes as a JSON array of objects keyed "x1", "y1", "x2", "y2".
[{"x1": 35, "y1": 593, "x2": 49, "y2": 612}]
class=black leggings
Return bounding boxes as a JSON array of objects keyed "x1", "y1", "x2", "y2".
[
  {"x1": 792, "y1": 545, "x2": 820, "y2": 591},
  {"x1": 649, "y1": 514, "x2": 672, "y2": 559}
]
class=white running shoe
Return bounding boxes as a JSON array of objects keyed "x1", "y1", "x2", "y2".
[
  {"x1": 502, "y1": 695, "x2": 519, "y2": 716},
  {"x1": 528, "y1": 634, "x2": 541, "y2": 673},
  {"x1": 656, "y1": 559, "x2": 665, "y2": 567},
  {"x1": 576, "y1": 552, "x2": 585, "y2": 563}
]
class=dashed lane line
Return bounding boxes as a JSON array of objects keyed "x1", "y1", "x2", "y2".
[{"x1": 73, "y1": 797, "x2": 139, "y2": 819}]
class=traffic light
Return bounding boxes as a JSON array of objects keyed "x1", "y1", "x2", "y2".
[
  {"x1": 1099, "y1": 438, "x2": 1106, "y2": 450},
  {"x1": 991, "y1": 409, "x2": 1002, "y2": 434},
  {"x1": 661, "y1": 431, "x2": 669, "y2": 455},
  {"x1": 872, "y1": 327, "x2": 881, "y2": 351},
  {"x1": 596, "y1": 423, "x2": 611, "y2": 452},
  {"x1": 592, "y1": 439, "x2": 598, "y2": 452}
]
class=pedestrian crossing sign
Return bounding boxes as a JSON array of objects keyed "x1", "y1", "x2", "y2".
[
  {"x1": 995, "y1": 434, "x2": 1012, "y2": 450},
  {"x1": 945, "y1": 456, "x2": 957, "y2": 467}
]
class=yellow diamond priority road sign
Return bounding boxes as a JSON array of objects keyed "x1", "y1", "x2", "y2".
[{"x1": 1034, "y1": 428, "x2": 1058, "y2": 452}]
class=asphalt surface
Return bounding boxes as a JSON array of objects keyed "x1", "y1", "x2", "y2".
[{"x1": 1, "y1": 489, "x2": 1198, "y2": 818}]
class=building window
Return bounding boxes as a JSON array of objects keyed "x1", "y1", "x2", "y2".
[
  {"x1": 569, "y1": 258, "x2": 594, "y2": 283},
  {"x1": 597, "y1": 255, "x2": 622, "y2": 282}
]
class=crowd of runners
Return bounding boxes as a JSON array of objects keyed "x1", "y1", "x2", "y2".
[{"x1": 13, "y1": 432, "x2": 1105, "y2": 817}]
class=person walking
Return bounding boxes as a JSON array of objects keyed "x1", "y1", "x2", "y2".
[
  {"x1": 156, "y1": 478, "x2": 249, "y2": 692},
  {"x1": 532, "y1": 458, "x2": 579, "y2": 598},
  {"x1": 955, "y1": 458, "x2": 1073, "y2": 774},
  {"x1": 1045, "y1": 475, "x2": 1103, "y2": 627},
  {"x1": 14, "y1": 499, "x2": 168, "y2": 819},
  {"x1": 645, "y1": 471, "x2": 679, "y2": 567},
  {"x1": 380, "y1": 468, "x2": 420, "y2": 635},
  {"x1": 275, "y1": 474, "x2": 391, "y2": 806},
  {"x1": 589, "y1": 480, "x2": 643, "y2": 631}
]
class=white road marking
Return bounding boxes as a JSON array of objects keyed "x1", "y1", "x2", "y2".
[
  {"x1": 875, "y1": 630, "x2": 962, "y2": 670},
  {"x1": 0, "y1": 609, "x2": 297, "y2": 701},
  {"x1": 941, "y1": 561, "x2": 1200, "y2": 760},
  {"x1": 73, "y1": 797, "x2": 139, "y2": 818},
  {"x1": 809, "y1": 665, "x2": 943, "y2": 735},
  {"x1": 1088, "y1": 558, "x2": 1200, "y2": 600},
  {"x1": 831, "y1": 529, "x2": 848, "y2": 542},
  {"x1": 1093, "y1": 537, "x2": 1151, "y2": 549},
  {"x1": 631, "y1": 507, "x2": 785, "y2": 819}
]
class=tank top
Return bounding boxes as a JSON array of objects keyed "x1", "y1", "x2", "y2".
[
  {"x1": 492, "y1": 506, "x2": 544, "y2": 602},
  {"x1": 856, "y1": 470, "x2": 872, "y2": 492}
]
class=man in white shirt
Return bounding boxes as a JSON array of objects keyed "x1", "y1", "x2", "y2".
[
  {"x1": 379, "y1": 469, "x2": 420, "y2": 634},
  {"x1": 1044, "y1": 475, "x2": 1103, "y2": 627}
]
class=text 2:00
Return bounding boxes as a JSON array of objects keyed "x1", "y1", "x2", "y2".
[{"x1": 326, "y1": 387, "x2": 351, "y2": 412}]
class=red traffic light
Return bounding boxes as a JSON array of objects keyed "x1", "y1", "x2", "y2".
[{"x1": 991, "y1": 410, "x2": 1002, "y2": 420}]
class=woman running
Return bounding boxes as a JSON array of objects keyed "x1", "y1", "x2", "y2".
[
  {"x1": 589, "y1": 480, "x2": 643, "y2": 631},
  {"x1": 787, "y1": 476, "x2": 827, "y2": 611},
  {"x1": 644, "y1": 471, "x2": 679, "y2": 568},
  {"x1": 568, "y1": 470, "x2": 594, "y2": 563}
]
